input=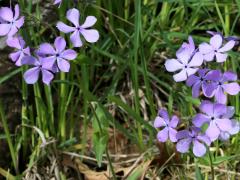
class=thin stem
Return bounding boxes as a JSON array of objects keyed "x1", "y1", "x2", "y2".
[
  {"x1": 208, "y1": 150, "x2": 215, "y2": 180},
  {"x1": 0, "y1": 101, "x2": 18, "y2": 173},
  {"x1": 89, "y1": 103, "x2": 116, "y2": 180}
]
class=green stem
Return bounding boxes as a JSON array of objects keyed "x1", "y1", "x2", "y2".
[
  {"x1": 208, "y1": 151, "x2": 215, "y2": 180},
  {"x1": 0, "y1": 101, "x2": 18, "y2": 173}
]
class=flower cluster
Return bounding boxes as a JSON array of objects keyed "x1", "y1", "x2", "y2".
[
  {"x1": 0, "y1": 3, "x2": 99, "y2": 85},
  {"x1": 154, "y1": 34, "x2": 240, "y2": 157}
]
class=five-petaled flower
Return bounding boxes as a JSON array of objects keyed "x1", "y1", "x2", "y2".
[
  {"x1": 199, "y1": 34, "x2": 235, "y2": 63},
  {"x1": 193, "y1": 101, "x2": 233, "y2": 141},
  {"x1": 154, "y1": 109, "x2": 179, "y2": 142},
  {"x1": 22, "y1": 56, "x2": 55, "y2": 85},
  {"x1": 165, "y1": 36, "x2": 203, "y2": 82},
  {"x1": 0, "y1": 4, "x2": 24, "y2": 37},
  {"x1": 37, "y1": 36, "x2": 77, "y2": 72},
  {"x1": 205, "y1": 70, "x2": 240, "y2": 104},
  {"x1": 176, "y1": 127, "x2": 211, "y2": 157},
  {"x1": 57, "y1": 8, "x2": 99, "y2": 47},
  {"x1": 6, "y1": 36, "x2": 30, "y2": 66}
]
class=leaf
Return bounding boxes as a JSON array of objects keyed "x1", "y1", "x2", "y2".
[
  {"x1": 93, "y1": 132, "x2": 108, "y2": 167},
  {"x1": 92, "y1": 104, "x2": 109, "y2": 133},
  {"x1": 195, "y1": 163, "x2": 204, "y2": 180}
]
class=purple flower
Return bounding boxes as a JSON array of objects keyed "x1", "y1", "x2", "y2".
[
  {"x1": 165, "y1": 36, "x2": 203, "y2": 82},
  {"x1": 205, "y1": 70, "x2": 240, "y2": 104},
  {"x1": 218, "y1": 106, "x2": 240, "y2": 140},
  {"x1": 37, "y1": 36, "x2": 77, "y2": 72},
  {"x1": 56, "y1": 8, "x2": 99, "y2": 47},
  {"x1": 199, "y1": 34, "x2": 235, "y2": 62},
  {"x1": 6, "y1": 36, "x2": 30, "y2": 66},
  {"x1": 0, "y1": 4, "x2": 24, "y2": 37},
  {"x1": 54, "y1": 0, "x2": 62, "y2": 5},
  {"x1": 176, "y1": 127, "x2": 211, "y2": 157},
  {"x1": 186, "y1": 69, "x2": 222, "y2": 98},
  {"x1": 22, "y1": 56, "x2": 54, "y2": 85},
  {"x1": 193, "y1": 101, "x2": 233, "y2": 141},
  {"x1": 154, "y1": 109, "x2": 179, "y2": 142}
]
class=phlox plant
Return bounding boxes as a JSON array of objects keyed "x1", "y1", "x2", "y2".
[
  {"x1": 154, "y1": 34, "x2": 240, "y2": 157},
  {"x1": 0, "y1": 2, "x2": 99, "y2": 85}
]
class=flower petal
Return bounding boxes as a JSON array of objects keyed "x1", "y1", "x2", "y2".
[
  {"x1": 0, "y1": 7, "x2": 13, "y2": 22},
  {"x1": 222, "y1": 71, "x2": 237, "y2": 81},
  {"x1": 222, "y1": 83, "x2": 240, "y2": 95},
  {"x1": 41, "y1": 56, "x2": 56, "y2": 70},
  {"x1": 56, "y1": 22, "x2": 75, "y2": 33},
  {"x1": 193, "y1": 114, "x2": 210, "y2": 127},
  {"x1": 23, "y1": 67, "x2": 40, "y2": 84},
  {"x1": 213, "y1": 103, "x2": 227, "y2": 118},
  {"x1": 188, "y1": 52, "x2": 203, "y2": 67},
  {"x1": 203, "y1": 52, "x2": 215, "y2": 62},
  {"x1": 173, "y1": 69, "x2": 187, "y2": 82},
  {"x1": 229, "y1": 120, "x2": 240, "y2": 135},
  {"x1": 66, "y1": 8, "x2": 80, "y2": 27},
  {"x1": 186, "y1": 68, "x2": 198, "y2": 77},
  {"x1": 193, "y1": 140, "x2": 206, "y2": 157},
  {"x1": 176, "y1": 130, "x2": 190, "y2": 140},
  {"x1": 80, "y1": 29, "x2": 99, "y2": 43},
  {"x1": 70, "y1": 30, "x2": 82, "y2": 47},
  {"x1": 216, "y1": 118, "x2": 232, "y2": 132},
  {"x1": 15, "y1": 16, "x2": 24, "y2": 28},
  {"x1": 22, "y1": 56, "x2": 39, "y2": 66},
  {"x1": 192, "y1": 81, "x2": 201, "y2": 98},
  {"x1": 199, "y1": 101, "x2": 214, "y2": 116},
  {"x1": 176, "y1": 138, "x2": 191, "y2": 153},
  {"x1": 41, "y1": 69, "x2": 54, "y2": 85},
  {"x1": 6, "y1": 37, "x2": 19, "y2": 49},
  {"x1": 0, "y1": 24, "x2": 11, "y2": 36},
  {"x1": 9, "y1": 51, "x2": 21, "y2": 63},
  {"x1": 216, "y1": 52, "x2": 227, "y2": 63},
  {"x1": 164, "y1": 59, "x2": 183, "y2": 72},
  {"x1": 199, "y1": 42, "x2": 213, "y2": 54},
  {"x1": 218, "y1": 40, "x2": 235, "y2": 52},
  {"x1": 14, "y1": 4, "x2": 19, "y2": 20},
  {"x1": 81, "y1": 16, "x2": 97, "y2": 28},
  {"x1": 54, "y1": 36, "x2": 66, "y2": 52},
  {"x1": 215, "y1": 87, "x2": 227, "y2": 104},
  {"x1": 57, "y1": 58, "x2": 70, "y2": 72},
  {"x1": 169, "y1": 128, "x2": 178, "y2": 142},
  {"x1": 157, "y1": 127, "x2": 169, "y2": 142},
  {"x1": 169, "y1": 115, "x2": 179, "y2": 128},
  {"x1": 158, "y1": 109, "x2": 169, "y2": 122},
  {"x1": 154, "y1": 116, "x2": 166, "y2": 128},
  {"x1": 210, "y1": 34, "x2": 222, "y2": 50},
  {"x1": 206, "y1": 121, "x2": 220, "y2": 141},
  {"x1": 205, "y1": 70, "x2": 222, "y2": 81},
  {"x1": 176, "y1": 49, "x2": 190, "y2": 64},
  {"x1": 186, "y1": 75, "x2": 199, "y2": 87},
  {"x1": 61, "y1": 49, "x2": 77, "y2": 60},
  {"x1": 197, "y1": 135, "x2": 211, "y2": 146},
  {"x1": 39, "y1": 43, "x2": 55, "y2": 55}
]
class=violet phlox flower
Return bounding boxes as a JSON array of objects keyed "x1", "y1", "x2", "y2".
[
  {"x1": 54, "y1": 0, "x2": 62, "y2": 5},
  {"x1": 57, "y1": 8, "x2": 99, "y2": 47},
  {"x1": 186, "y1": 69, "x2": 222, "y2": 98},
  {"x1": 193, "y1": 101, "x2": 234, "y2": 141},
  {"x1": 176, "y1": 126, "x2": 211, "y2": 157},
  {"x1": 0, "y1": 4, "x2": 24, "y2": 37},
  {"x1": 22, "y1": 56, "x2": 54, "y2": 85},
  {"x1": 199, "y1": 34, "x2": 235, "y2": 62},
  {"x1": 165, "y1": 36, "x2": 203, "y2": 82},
  {"x1": 6, "y1": 36, "x2": 30, "y2": 66},
  {"x1": 37, "y1": 36, "x2": 77, "y2": 72},
  {"x1": 205, "y1": 70, "x2": 240, "y2": 104},
  {"x1": 154, "y1": 109, "x2": 179, "y2": 142},
  {"x1": 219, "y1": 106, "x2": 240, "y2": 141}
]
